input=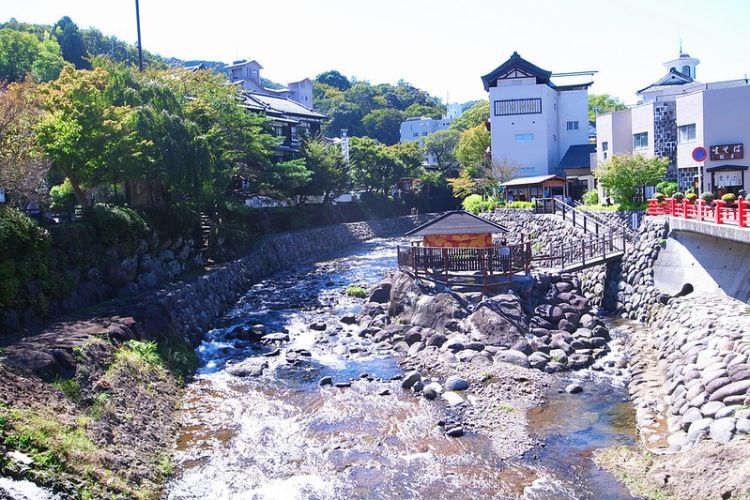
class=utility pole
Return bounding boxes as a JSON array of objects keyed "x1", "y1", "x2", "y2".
[{"x1": 135, "y1": 0, "x2": 144, "y2": 71}]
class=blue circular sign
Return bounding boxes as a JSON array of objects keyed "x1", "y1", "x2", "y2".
[{"x1": 692, "y1": 147, "x2": 707, "y2": 162}]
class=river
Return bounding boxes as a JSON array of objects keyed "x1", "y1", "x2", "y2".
[{"x1": 165, "y1": 238, "x2": 637, "y2": 499}]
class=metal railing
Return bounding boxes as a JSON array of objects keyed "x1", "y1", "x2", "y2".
[{"x1": 534, "y1": 197, "x2": 637, "y2": 241}]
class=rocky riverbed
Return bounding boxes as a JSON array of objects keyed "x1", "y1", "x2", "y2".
[{"x1": 166, "y1": 238, "x2": 637, "y2": 498}]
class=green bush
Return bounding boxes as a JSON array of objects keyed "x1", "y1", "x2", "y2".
[
  {"x1": 722, "y1": 193, "x2": 737, "y2": 203},
  {"x1": 656, "y1": 181, "x2": 678, "y2": 197},
  {"x1": 686, "y1": 192, "x2": 698, "y2": 202},
  {"x1": 582, "y1": 190, "x2": 599, "y2": 205},
  {"x1": 506, "y1": 201, "x2": 534, "y2": 209},
  {"x1": 79, "y1": 205, "x2": 150, "y2": 253},
  {"x1": 346, "y1": 286, "x2": 367, "y2": 298},
  {"x1": 701, "y1": 192, "x2": 715, "y2": 203},
  {"x1": 653, "y1": 192, "x2": 666, "y2": 201},
  {"x1": 462, "y1": 194, "x2": 483, "y2": 214},
  {"x1": 49, "y1": 179, "x2": 78, "y2": 212},
  {"x1": 672, "y1": 192, "x2": 685, "y2": 201},
  {"x1": 480, "y1": 196, "x2": 498, "y2": 212}
]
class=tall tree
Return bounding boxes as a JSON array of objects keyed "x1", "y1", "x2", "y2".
[
  {"x1": 362, "y1": 108, "x2": 404, "y2": 145},
  {"x1": 450, "y1": 101, "x2": 489, "y2": 132},
  {"x1": 588, "y1": 94, "x2": 627, "y2": 122},
  {"x1": 350, "y1": 136, "x2": 406, "y2": 196},
  {"x1": 296, "y1": 137, "x2": 349, "y2": 204},
  {"x1": 455, "y1": 124, "x2": 490, "y2": 174},
  {"x1": 594, "y1": 154, "x2": 668, "y2": 203},
  {"x1": 0, "y1": 78, "x2": 50, "y2": 205},
  {"x1": 315, "y1": 70, "x2": 351, "y2": 91},
  {"x1": 423, "y1": 129, "x2": 459, "y2": 174},
  {"x1": 53, "y1": 16, "x2": 91, "y2": 70}
]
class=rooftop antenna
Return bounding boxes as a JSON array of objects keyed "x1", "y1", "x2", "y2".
[{"x1": 679, "y1": 38, "x2": 683, "y2": 55}]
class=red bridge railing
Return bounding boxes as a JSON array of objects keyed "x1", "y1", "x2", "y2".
[{"x1": 647, "y1": 198, "x2": 750, "y2": 227}]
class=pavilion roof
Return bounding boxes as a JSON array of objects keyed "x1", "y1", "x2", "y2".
[
  {"x1": 500, "y1": 175, "x2": 569, "y2": 187},
  {"x1": 406, "y1": 210, "x2": 508, "y2": 236}
]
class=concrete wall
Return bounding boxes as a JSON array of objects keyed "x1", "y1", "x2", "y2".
[
  {"x1": 557, "y1": 89, "x2": 589, "y2": 165},
  {"x1": 654, "y1": 228, "x2": 750, "y2": 303},
  {"x1": 631, "y1": 102, "x2": 655, "y2": 158}
]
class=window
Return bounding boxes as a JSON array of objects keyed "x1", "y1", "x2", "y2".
[
  {"x1": 515, "y1": 133, "x2": 534, "y2": 142},
  {"x1": 494, "y1": 98, "x2": 542, "y2": 116},
  {"x1": 422, "y1": 132, "x2": 428, "y2": 136},
  {"x1": 682, "y1": 65, "x2": 691, "y2": 77},
  {"x1": 603, "y1": 152, "x2": 608, "y2": 159},
  {"x1": 566, "y1": 121, "x2": 579, "y2": 130},
  {"x1": 413, "y1": 132, "x2": 419, "y2": 138},
  {"x1": 678, "y1": 124, "x2": 696, "y2": 144},
  {"x1": 633, "y1": 132, "x2": 649, "y2": 149},
  {"x1": 602, "y1": 141, "x2": 609, "y2": 151}
]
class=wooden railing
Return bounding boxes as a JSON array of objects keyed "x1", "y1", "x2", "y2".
[
  {"x1": 647, "y1": 198, "x2": 750, "y2": 227},
  {"x1": 397, "y1": 241, "x2": 531, "y2": 288},
  {"x1": 539, "y1": 232, "x2": 626, "y2": 270}
]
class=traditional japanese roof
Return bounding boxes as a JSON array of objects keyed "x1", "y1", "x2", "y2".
[
  {"x1": 406, "y1": 211, "x2": 508, "y2": 236},
  {"x1": 559, "y1": 144, "x2": 596, "y2": 169},
  {"x1": 705, "y1": 164, "x2": 749, "y2": 172},
  {"x1": 242, "y1": 92, "x2": 327, "y2": 120},
  {"x1": 637, "y1": 68, "x2": 695, "y2": 94},
  {"x1": 481, "y1": 52, "x2": 552, "y2": 91},
  {"x1": 500, "y1": 175, "x2": 570, "y2": 187}
]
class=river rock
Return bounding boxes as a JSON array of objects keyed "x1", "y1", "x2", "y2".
[
  {"x1": 423, "y1": 382, "x2": 442, "y2": 400},
  {"x1": 528, "y1": 352, "x2": 550, "y2": 369},
  {"x1": 565, "y1": 383, "x2": 583, "y2": 394},
  {"x1": 340, "y1": 313, "x2": 358, "y2": 325},
  {"x1": 494, "y1": 349, "x2": 530, "y2": 368},
  {"x1": 262, "y1": 332, "x2": 290, "y2": 342},
  {"x1": 368, "y1": 282, "x2": 392, "y2": 304},
  {"x1": 700, "y1": 401, "x2": 725, "y2": 418},
  {"x1": 401, "y1": 370, "x2": 422, "y2": 389},
  {"x1": 465, "y1": 306, "x2": 524, "y2": 348},
  {"x1": 709, "y1": 417, "x2": 736, "y2": 443},
  {"x1": 737, "y1": 418, "x2": 750, "y2": 434},
  {"x1": 445, "y1": 375, "x2": 469, "y2": 391},
  {"x1": 227, "y1": 359, "x2": 268, "y2": 377},
  {"x1": 686, "y1": 417, "x2": 713, "y2": 441},
  {"x1": 318, "y1": 376, "x2": 333, "y2": 386},
  {"x1": 441, "y1": 391, "x2": 465, "y2": 406},
  {"x1": 446, "y1": 426, "x2": 464, "y2": 437},
  {"x1": 708, "y1": 380, "x2": 750, "y2": 402},
  {"x1": 410, "y1": 293, "x2": 466, "y2": 330}
]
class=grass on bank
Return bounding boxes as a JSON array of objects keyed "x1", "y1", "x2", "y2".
[
  {"x1": 594, "y1": 446, "x2": 675, "y2": 500},
  {"x1": 346, "y1": 286, "x2": 367, "y2": 299}
]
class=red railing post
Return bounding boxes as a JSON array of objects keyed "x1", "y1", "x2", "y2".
[
  {"x1": 739, "y1": 199, "x2": 747, "y2": 228},
  {"x1": 715, "y1": 200, "x2": 724, "y2": 224},
  {"x1": 668, "y1": 197, "x2": 675, "y2": 216},
  {"x1": 697, "y1": 199, "x2": 704, "y2": 221}
]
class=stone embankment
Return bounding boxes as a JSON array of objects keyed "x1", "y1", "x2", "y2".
[{"x1": 629, "y1": 293, "x2": 750, "y2": 451}]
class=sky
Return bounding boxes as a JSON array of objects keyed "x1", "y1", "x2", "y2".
[{"x1": 3, "y1": 0, "x2": 750, "y2": 105}]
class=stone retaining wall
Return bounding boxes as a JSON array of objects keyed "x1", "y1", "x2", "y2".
[{"x1": 629, "y1": 293, "x2": 750, "y2": 450}]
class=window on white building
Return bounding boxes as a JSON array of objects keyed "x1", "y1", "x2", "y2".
[
  {"x1": 566, "y1": 121, "x2": 579, "y2": 131},
  {"x1": 413, "y1": 133, "x2": 419, "y2": 138},
  {"x1": 494, "y1": 98, "x2": 542, "y2": 116},
  {"x1": 678, "y1": 124, "x2": 696, "y2": 144},
  {"x1": 602, "y1": 141, "x2": 609, "y2": 151},
  {"x1": 633, "y1": 132, "x2": 649, "y2": 149},
  {"x1": 515, "y1": 133, "x2": 534, "y2": 142},
  {"x1": 682, "y1": 65, "x2": 691, "y2": 77}
]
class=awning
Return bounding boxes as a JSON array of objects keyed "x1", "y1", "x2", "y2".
[{"x1": 706, "y1": 164, "x2": 749, "y2": 172}]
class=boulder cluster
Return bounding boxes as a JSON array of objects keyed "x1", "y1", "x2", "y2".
[{"x1": 355, "y1": 271, "x2": 612, "y2": 374}]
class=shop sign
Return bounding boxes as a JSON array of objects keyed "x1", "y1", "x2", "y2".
[{"x1": 710, "y1": 143, "x2": 743, "y2": 161}]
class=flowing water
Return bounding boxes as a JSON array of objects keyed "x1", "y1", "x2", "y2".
[{"x1": 166, "y1": 239, "x2": 638, "y2": 499}]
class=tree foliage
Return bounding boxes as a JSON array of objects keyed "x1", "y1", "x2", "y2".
[
  {"x1": 53, "y1": 16, "x2": 91, "y2": 70},
  {"x1": 296, "y1": 137, "x2": 349, "y2": 203},
  {"x1": 0, "y1": 78, "x2": 50, "y2": 205},
  {"x1": 315, "y1": 70, "x2": 350, "y2": 91},
  {"x1": 362, "y1": 108, "x2": 404, "y2": 145},
  {"x1": 588, "y1": 93, "x2": 627, "y2": 122},
  {"x1": 450, "y1": 101, "x2": 489, "y2": 132},
  {"x1": 350, "y1": 137, "x2": 410, "y2": 196},
  {"x1": 455, "y1": 124, "x2": 490, "y2": 172},
  {"x1": 594, "y1": 154, "x2": 669, "y2": 203},
  {"x1": 0, "y1": 29, "x2": 65, "y2": 83},
  {"x1": 423, "y1": 129, "x2": 459, "y2": 174}
]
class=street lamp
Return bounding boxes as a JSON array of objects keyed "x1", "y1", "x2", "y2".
[{"x1": 135, "y1": 0, "x2": 143, "y2": 71}]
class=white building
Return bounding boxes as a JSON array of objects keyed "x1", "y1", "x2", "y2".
[
  {"x1": 481, "y1": 52, "x2": 593, "y2": 178},
  {"x1": 226, "y1": 59, "x2": 314, "y2": 108},
  {"x1": 399, "y1": 105, "x2": 463, "y2": 168},
  {"x1": 594, "y1": 50, "x2": 750, "y2": 194}
]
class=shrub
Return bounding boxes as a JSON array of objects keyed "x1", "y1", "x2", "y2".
[
  {"x1": 49, "y1": 179, "x2": 78, "y2": 212},
  {"x1": 722, "y1": 193, "x2": 737, "y2": 203},
  {"x1": 656, "y1": 181, "x2": 678, "y2": 197},
  {"x1": 686, "y1": 192, "x2": 698, "y2": 202},
  {"x1": 582, "y1": 190, "x2": 599, "y2": 205},
  {"x1": 506, "y1": 201, "x2": 534, "y2": 209},
  {"x1": 653, "y1": 192, "x2": 666, "y2": 201},
  {"x1": 79, "y1": 205, "x2": 150, "y2": 253},
  {"x1": 461, "y1": 194, "x2": 483, "y2": 214},
  {"x1": 701, "y1": 192, "x2": 715, "y2": 203},
  {"x1": 672, "y1": 192, "x2": 685, "y2": 201},
  {"x1": 345, "y1": 286, "x2": 367, "y2": 298}
]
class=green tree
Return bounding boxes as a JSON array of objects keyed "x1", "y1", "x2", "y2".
[
  {"x1": 455, "y1": 124, "x2": 490, "y2": 172},
  {"x1": 326, "y1": 101, "x2": 365, "y2": 137},
  {"x1": 0, "y1": 29, "x2": 41, "y2": 82},
  {"x1": 31, "y1": 35, "x2": 65, "y2": 82},
  {"x1": 423, "y1": 129, "x2": 459, "y2": 174},
  {"x1": 263, "y1": 158, "x2": 311, "y2": 200},
  {"x1": 53, "y1": 16, "x2": 91, "y2": 70},
  {"x1": 350, "y1": 136, "x2": 406, "y2": 196},
  {"x1": 297, "y1": 137, "x2": 349, "y2": 204},
  {"x1": 362, "y1": 108, "x2": 404, "y2": 145},
  {"x1": 403, "y1": 103, "x2": 442, "y2": 119},
  {"x1": 588, "y1": 94, "x2": 627, "y2": 122},
  {"x1": 450, "y1": 101, "x2": 489, "y2": 131},
  {"x1": 594, "y1": 154, "x2": 669, "y2": 203},
  {"x1": 389, "y1": 141, "x2": 424, "y2": 173},
  {"x1": 316, "y1": 70, "x2": 351, "y2": 90}
]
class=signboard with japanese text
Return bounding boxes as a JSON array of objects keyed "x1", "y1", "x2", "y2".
[{"x1": 710, "y1": 143, "x2": 743, "y2": 161}]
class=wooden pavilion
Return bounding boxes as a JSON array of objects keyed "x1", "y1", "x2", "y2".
[
  {"x1": 501, "y1": 175, "x2": 570, "y2": 202},
  {"x1": 397, "y1": 211, "x2": 531, "y2": 289}
]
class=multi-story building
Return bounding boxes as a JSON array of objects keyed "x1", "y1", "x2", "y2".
[
  {"x1": 226, "y1": 59, "x2": 326, "y2": 161},
  {"x1": 399, "y1": 107, "x2": 462, "y2": 168},
  {"x1": 481, "y1": 52, "x2": 593, "y2": 178},
  {"x1": 595, "y1": 50, "x2": 750, "y2": 194}
]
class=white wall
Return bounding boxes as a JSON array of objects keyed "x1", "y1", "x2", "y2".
[
  {"x1": 557, "y1": 89, "x2": 589, "y2": 160},
  {"x1": 702, "y1": 86, "x2": 750, "y2": 191},
  {"x1": 630, "y1": 103, "x2": 655, "y2": 158},
  {"x1": 675, "y1": 91, "x2": 704, "y2": 171}
]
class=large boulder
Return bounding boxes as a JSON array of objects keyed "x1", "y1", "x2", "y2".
[
  {"x1": 410, "y1": 293, "x2": 467, "y2": 330},
  {"x1": 465, "y1": 305, "x2": 525, "y2": 348},
  {"x1": 388, "y1": 272, "x2": 422, "y2": 316},
  {"x1": 368, "y1": 281, "x2": 392, "y2": 304}
]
